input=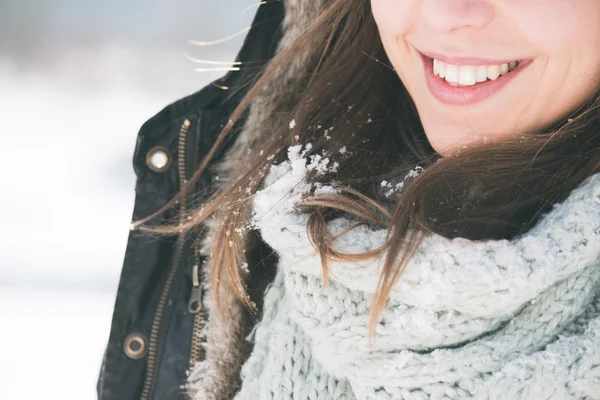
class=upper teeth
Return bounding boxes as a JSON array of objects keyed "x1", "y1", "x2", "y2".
[{"x1": 434, "y1": 59, "x2": 519, "y2": 86}]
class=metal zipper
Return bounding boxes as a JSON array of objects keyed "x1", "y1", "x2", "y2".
[
  {"x1": 187, "y1": 238, "x2": 205, "y2": 369},
  {"x1": 140, "y1": 119, "x2": 191, "y2": 400},
  {"x1": 184, "y1": 112, "x2": 205, "y2": 370},
  {"x1": 186, "y1": 112, "x2": 205, "y2": 385}
]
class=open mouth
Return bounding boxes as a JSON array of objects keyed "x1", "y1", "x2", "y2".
[
  {"x1": 432, "y1": 58, "x2": 520, "y2": 87},
  {"x1": 418, "y1": 52, "x2": 533, "y2": 105}
]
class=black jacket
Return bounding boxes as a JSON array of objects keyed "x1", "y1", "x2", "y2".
[{"x1": 96, "y1": 3, "x2": 284, "y2": 399}]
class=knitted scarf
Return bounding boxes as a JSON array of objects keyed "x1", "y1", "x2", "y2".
[{"x1": 230, "y1": 150, "x2": 600, "y2": 400}]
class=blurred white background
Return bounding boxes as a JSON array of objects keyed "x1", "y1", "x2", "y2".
[{"x1": 0, "y1": 1, "x2": 256, "y2": 398}]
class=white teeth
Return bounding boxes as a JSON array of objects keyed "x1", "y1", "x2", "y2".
[
  {"x1": 487, "y1": 65, "x2": 500, "y2": 80},
  {"x1": 458, "y1": 66, "x2": 476, "y2": 86},
  {"x1": 438, "y1": 62, "x2": 446, "y2": 78},
  {"x1": 432, "y1": 58, "x2": 520, "y2": 86},
  {"x1": 444, "y1": 64, "x2": 459, "y2": 84},
  {"x1": 475, "y1": 65, "x2": 488, "y2": 83}
]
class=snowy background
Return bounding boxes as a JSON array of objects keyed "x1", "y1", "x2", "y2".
[{"x1": 0, "y1": 1, "x2": 256, "y2": 398}]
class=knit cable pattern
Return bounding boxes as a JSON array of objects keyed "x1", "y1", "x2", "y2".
[{"x1": 234, "y1": 155, "x2": 600, "y2": 399}]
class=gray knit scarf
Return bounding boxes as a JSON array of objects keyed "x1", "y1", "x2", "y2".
[{"x1": 230, "y1": 151, "x2": 600, "y2": 399}]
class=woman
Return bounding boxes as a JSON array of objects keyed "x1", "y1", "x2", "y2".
[{"x1": 99, "y1": 0, "x2": 600, "y2": 399}]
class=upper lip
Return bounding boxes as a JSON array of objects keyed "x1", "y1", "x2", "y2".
[{"x1": 419, "y1": 50, "x2": 522, "y2": 66}]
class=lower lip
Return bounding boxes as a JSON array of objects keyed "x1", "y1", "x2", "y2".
[{"x1": 420, "y1": 53, "x2": 532, "y2": 106}]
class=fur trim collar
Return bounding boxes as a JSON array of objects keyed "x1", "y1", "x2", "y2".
[{"x1": 185, "y1": 1, "x2": 326, "y2": 398}]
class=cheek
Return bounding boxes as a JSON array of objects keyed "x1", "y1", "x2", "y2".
[
  {"x1": 370, "y1": 0, "x2": 418, "y2": 84},
  {"x1": 370, "y1": 0, "x2": 415, "y2": 37},
  {"x1": 511, "y1": 0, "x2": 600, "y2": 53},
  {"x1": 515, "y1": 1, "x2": 600, "y2": 112}
]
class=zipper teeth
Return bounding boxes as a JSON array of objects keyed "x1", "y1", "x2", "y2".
[
  {"x1": 188, "y1": 238, "x2": 205, "y2": 369},
  {"x1": 186, "y1": 114, "x2": 205, "y2": 389},
  {"x1": 140, "y1": 237, "x2": 184, "y2": 400},
  {"x1": 177, "y1": 121, "x2": 190, "y2": 188},
  {"x1": 188, "y1": 310, "x2": 205, "y2": 367},
  {"x1": 140, "y1": 119, "x2": 191, "y2": 400}
]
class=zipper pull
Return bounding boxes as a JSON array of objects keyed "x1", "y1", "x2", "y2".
[{"x1": 188, "y1": 264, "x2": 203, "y2": 313}]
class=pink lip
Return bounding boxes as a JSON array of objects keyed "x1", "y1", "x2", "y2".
[
  {"x1": 419, "y1": 52, "x2": 533, "y2": 106},
  {"x1": 419, "y1": 50, "x2": 522, "y2": 66}
]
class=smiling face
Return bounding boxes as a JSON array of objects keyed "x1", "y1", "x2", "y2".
[{"x1": 371, "y1": 0, "x2": 600, "y2": 155}]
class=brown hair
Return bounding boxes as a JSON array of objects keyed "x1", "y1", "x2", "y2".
[{"x1": 134, "y1": 0, "x2": 600, "y2": 336}]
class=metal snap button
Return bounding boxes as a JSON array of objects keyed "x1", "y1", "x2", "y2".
[
  {"x1": 146, "y1": 146, "x2": 171, "y2": 172},
  {"x1": 123, "y1": 333, "x2": 147, "y2": 360}
]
